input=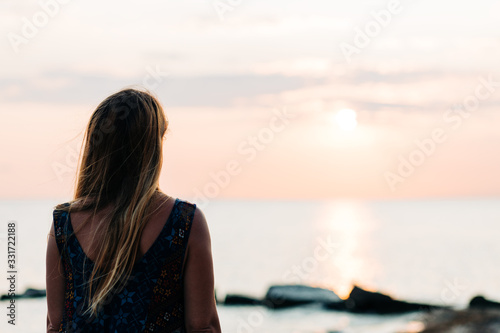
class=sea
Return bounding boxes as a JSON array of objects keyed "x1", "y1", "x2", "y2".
[{"x1": 1, "y1": 198, "x2": 499, "y2": 332}]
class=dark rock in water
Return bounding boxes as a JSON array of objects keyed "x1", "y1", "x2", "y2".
[
  {"x1": 325, "y1": 286, "x2": 442, "y2": 314},
  {"x1": 324, "y1": 300, "x2": 348, "y2": 311},
  {"x1": 1, "y1": 288, "x2": 46, "y2": 300},
  {"x1": 469, "y1": 295, "x2": 500, "y2": 309},
  {"x1": 23, "y1": 288, "x2": 46, "y2": 298},
  {"x1": 420, "y1": 308, "x2": 500, "y2": 332},
  {"x1": 224, "y1": 294, "x2": 262, "y2": 306},
  {"x1": 264, "y1": 285, "x2": 342, "y2": 309}
]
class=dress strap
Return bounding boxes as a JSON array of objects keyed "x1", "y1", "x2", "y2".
[
  {"x1": 52, "y1": 203, "x2": 76, "y2": 332},
  {"x1": 52, "y1": 203, "x2": 71, "y2": 256}
]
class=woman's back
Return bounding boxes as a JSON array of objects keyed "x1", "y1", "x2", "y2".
[
  {"x1": 69, "y1": 194, "x2": 176, "y2": 266},
  {"x1": 51, "y1": 195, "x2": 196, "y2": 332}
]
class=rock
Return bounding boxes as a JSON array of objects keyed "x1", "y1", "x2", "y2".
[
  {"x1": 469, "y1": 295, "x2": 500, "y2": 309},
  {"x1": 264, "y1": 285, "x2": 342, "y2": 309},
  {"x1": 0, "y1": 288, "x2": 46, "y2": 300},
  {"x1": 325, "y1": 286, "x2": 441, "y2": 314},
  {"x1": 419, "y1": 308, "x2": 500, "y2": 332},
  {"x1": 224, "y1": 294, "x2": 261, "y2": 306},
  {"x1": 23, "y1": 288, "x2": 46, "y2": 298}
]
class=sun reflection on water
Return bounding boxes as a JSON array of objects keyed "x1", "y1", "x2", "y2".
[{"x1": 313, "y1": 201, "x2": 380, "y2": 299}]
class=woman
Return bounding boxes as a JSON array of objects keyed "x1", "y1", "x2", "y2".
[{"x1": 46, "y1": 88, "x2": 222, "y2": 332}]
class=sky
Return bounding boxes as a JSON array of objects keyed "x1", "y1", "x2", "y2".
[{"x1": 1, "y1": 0, "x2": 500, "y2": 200}]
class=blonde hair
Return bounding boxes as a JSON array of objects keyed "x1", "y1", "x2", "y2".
[{"x1": 57, "y1": 88, "x2": 168, "y2": 317}]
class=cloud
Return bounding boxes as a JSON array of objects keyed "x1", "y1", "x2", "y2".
[{"x1": 0, "y1": 72, "x2": 317, "y2": 107}]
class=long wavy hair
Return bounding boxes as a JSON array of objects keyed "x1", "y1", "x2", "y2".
[{"x1": 57, "y1": 88, "x2": 168, "y2": 317}]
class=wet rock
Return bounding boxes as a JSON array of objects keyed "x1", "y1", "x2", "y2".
[
  {"x1": 420, "y1": 308, "x2": 500, "y2": 333},
  {"x1": 264, "y1": 285, "x2": 342, "y2": 309},
  {"x1": 469, "y1": 295, "x2": 500, "y2": 309},
  {"x1": 325, "y1": 286, "x2": 442, "y2": 314},
  {"x1": 224, "y1": 294, "x2": 262, "y2": 305},
  {"x1": 1, "y1": 288, "x2": 46, "y2": 300}
]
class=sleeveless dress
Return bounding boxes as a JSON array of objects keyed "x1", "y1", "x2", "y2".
[{"x1": 52, "y1": 198, "x2": 196, "y2": 333}]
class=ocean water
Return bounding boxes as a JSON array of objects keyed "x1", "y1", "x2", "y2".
[{"x1": 1, "y1": 198, "x2": 499, "y2": 332}]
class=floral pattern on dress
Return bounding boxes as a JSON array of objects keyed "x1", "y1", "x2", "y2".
[{"x1": 53, "y1": 198, "x2": 195, "y2": 333}]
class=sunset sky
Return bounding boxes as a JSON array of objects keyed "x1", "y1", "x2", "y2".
[{"x1": 1, "y1": 0, "x2": 500, "y2": 200}]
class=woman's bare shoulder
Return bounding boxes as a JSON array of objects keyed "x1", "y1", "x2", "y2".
[{"x1": 188, "y1": 206, "x2": 211, "y2": 248}]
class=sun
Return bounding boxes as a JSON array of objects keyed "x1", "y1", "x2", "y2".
[{"x1": 333, "y1": 109, "x2": 358, "y2": 131}]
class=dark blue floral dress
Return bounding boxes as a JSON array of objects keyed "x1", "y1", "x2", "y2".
[{"x1": 53, "y1": 198, "x2": 196, "y2": 333}]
